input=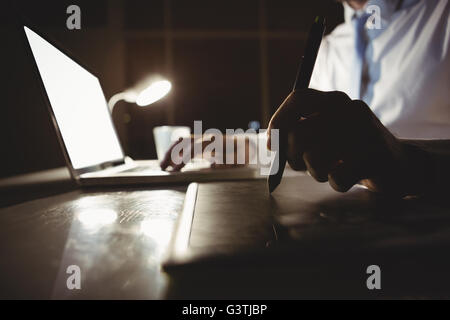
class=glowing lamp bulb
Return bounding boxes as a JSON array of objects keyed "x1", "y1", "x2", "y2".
[{"x1": 136, "y1": 80, "x2": 172, "y2": 107}]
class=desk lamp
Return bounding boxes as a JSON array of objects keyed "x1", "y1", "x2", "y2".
[{"x1": 108, "y1": 76, "x2": 172, "y2": 112}]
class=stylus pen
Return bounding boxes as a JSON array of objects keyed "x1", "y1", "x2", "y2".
[{"x1": 268, "y1": 16, "x2": 326, "y2": 193}]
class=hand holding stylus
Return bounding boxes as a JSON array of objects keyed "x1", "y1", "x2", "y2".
[
  {"x1": 266, "y1": 88, "x2": 431, "y2": 196},
  {"x1": 267, "y1": 16, "x2": 325, "y2": 192}
]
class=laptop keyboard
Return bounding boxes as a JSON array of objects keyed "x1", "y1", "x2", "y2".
[
  {"x1": 119, "y1": 164, "x2": 162, "y2": 173},
  {"x1": 117, "y1": 159, "x2": 212, "y2": 174}
]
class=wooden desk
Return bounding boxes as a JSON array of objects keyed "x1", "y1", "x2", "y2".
[
  {"x1": 0, "y1": 168, "x2": 187, "y2": 299},
  {"x1": 1, "y1": 167, "x2": 450, "y2": 299},
  {"x1": 0, "y1": 168, "x2": 76, "y2": 208}
]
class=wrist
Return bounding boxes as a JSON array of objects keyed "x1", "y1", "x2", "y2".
[{"x1": 397, "y1": 139, "x2": 434, "y2": 196}]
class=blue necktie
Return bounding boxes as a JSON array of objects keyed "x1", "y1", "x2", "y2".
[{"x1": 350, "y1": 13, "x2": 371, "y2": 100}]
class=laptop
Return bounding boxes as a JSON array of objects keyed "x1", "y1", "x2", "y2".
[{"x1": 23, "y1": 25, "x2": 259, "y2": 186}]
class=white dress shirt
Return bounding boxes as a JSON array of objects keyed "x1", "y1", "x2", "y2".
[{"x1": 310, "y1": 0, "x2": 450, "y2": 139}]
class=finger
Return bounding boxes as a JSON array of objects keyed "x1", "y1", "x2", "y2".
[
  {"x1": 328, "y1": 159, "x2": 363, "y2": 192},
  {"x1": 171, "y1": 137, "x2": 214, "y2": 171},
  {"x1": 287, "y1": 147, "x2": 306, "y2": 171},
  {"x1": 171, "y1": 142, "x2": 194, "y2": 171},
  {"x1": 288, "y1": 114, "x2": 324, "y2": 151},
  {"x1": 160, "y1": 137, "x2": 184, "y2": 170},
  {"x1": 268, "y1": 89, "x2": 342, "y2": 135},
  {"x1": 164, "y1": 137, "x2": 196, "y2": 171},
  {"x1": 267, "y1": 89, "x2": 350, "y2": 150},
  {"x1": 212, "y1": 163, "x2": 245, "y2": 169},
  {"x1": 303, "y1": 149, "x2": 340, "y2": 183},
  {"x1": 171, "y1": 160, "x2": 187, "y2": 172},
  {"x1": 286, "y1": 115, "x2": 326, "y2": 171},
  {"x1": 286, "y1": 120, "x2": 310, "y2": 171}
]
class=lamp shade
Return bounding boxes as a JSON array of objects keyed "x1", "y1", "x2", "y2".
[
  {"x1": 108, "y1": 76, "x2": 172, "y2": 111},
  {"x1": 136, "y1": 80, "x2": 172, "y2": 106}
]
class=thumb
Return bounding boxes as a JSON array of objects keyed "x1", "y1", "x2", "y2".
[{"x1": 328, "y1": 160, "x2": 363, "y2": 192}]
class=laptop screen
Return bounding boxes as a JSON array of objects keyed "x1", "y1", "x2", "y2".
[{"x1": 24, "y1": 26, "x2": 124, "y2": 170}]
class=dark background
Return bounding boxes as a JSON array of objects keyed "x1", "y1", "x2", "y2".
[{"x1": 0, "y1": 0, "x2": 343, "y2": 178}]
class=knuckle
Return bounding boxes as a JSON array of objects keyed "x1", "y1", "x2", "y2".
[
  {"x1": 308, "y1": 169, "x2": 324, "y2": 183},
  {"x1": 328, "y1": 175, "x2": 349, "y2": 192},
  {"x1": 309, "y1": 166, "x2": 328, "y2": 182},
  {"x1": 287, "y1": 158, "x2": 306, "y2": 171},
  {"x1": 303, "y1": 152, "x2": 329, "y2": 182},
  {"x1": 329, "y1": 90, "x2": 351, "y2": 103},
  {"x1": 315, "y1": 173, "x2": 329, "y2": 183}
]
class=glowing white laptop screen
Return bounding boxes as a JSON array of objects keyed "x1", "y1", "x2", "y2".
[{"x1": 24, "y1": 26, "x2": 124, "y2": 170}]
